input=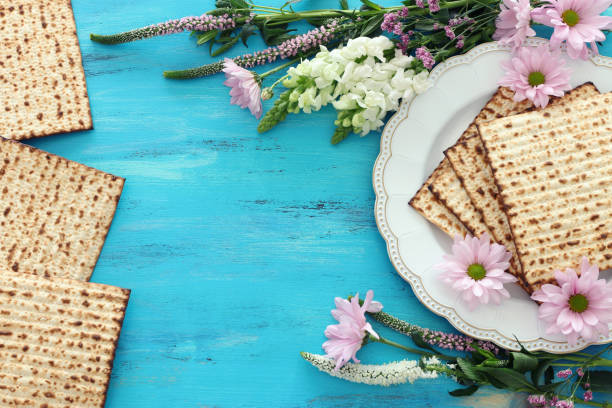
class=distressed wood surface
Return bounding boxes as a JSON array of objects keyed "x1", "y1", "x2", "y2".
[{"x1": 22, "y1": 1, "x2": 612, "y2": 407}]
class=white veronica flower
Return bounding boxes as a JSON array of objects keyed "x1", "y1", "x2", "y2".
[{"x1": 301, "y1": 352, "x2": 440, "y2": 386}]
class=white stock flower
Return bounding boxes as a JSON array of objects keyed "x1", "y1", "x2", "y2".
[
  {"x1": 298, "y1": 87, "x2": 319, "y2": 113},
  {"x1": 301, "y1": 352, "x2": 439, "y2": 386},
  {"x1": 365, "y1": 36, "x2": 394, "y2": 59},
  {"x1": 279, "y1": 35, "x2": 432, "y2": 137},
  {"x1": 412, "y1": 71, "x2": 432, "y2": 94}
]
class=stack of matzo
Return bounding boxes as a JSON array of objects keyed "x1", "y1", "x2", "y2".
[
  {"x1": 409, "y1": 83, "x2": 611, "y2": 293},
  {"x1": 0, "y1": 0, "x2": 92, "y2": 140}
]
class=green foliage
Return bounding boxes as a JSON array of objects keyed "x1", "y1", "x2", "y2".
[
  {"x1": 360, "y1": 0, "x2": 382, "y2": 10},
  {"x1": 585, "y1": 371, "x2": 612, "y2": 394},
  {"x1": 258, "y1": 90, "x2": 292, "y2": 133},
  {"x1": 331, "y1": 125, "x2": 352, "y2": 145},
  {"x1": 510, "y1": 352, "x2": 539, "y2": 374},
  {"x1": 196, "y1": 30, "x2": 218, "y2": 45}
]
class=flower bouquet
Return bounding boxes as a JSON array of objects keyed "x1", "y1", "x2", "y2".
[{"x1": 91, "y1": 0, "x2": 611, "y2": 143}]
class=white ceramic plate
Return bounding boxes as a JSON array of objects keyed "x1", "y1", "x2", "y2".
[{"x1": 374, "y1": 38, "x2": 612, "y2": 353}]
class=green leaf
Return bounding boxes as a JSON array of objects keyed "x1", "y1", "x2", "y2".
[
  {"x1": 210, "y1": 36, "x2": 239, "y2": 57},
  {"x1": 196, "y1": 30, "x2": 218, "y2": 46},
  {"x1": 239, "y1": 24, "x2": 258, "y2": 47},
  {"x1": 360, "y1": 0, "x2": 382, "y2": 10},
  {"x1": 360, "y1": 15, "x2": 384, "y2": 37},
  {"x1": 229, "y1": 0, "x2": 249, "y2": 8},
  {"x1": 339, "y1": 0, "x2": 349, "y2": 9},
  {"x1": 531, "y1": 361, "x2": 551, "y2": 386},
  {"x1": 544, "y1": 365, "x2": 554, "y2": 385},
  {"x1": 475, "y1": 367, "x2": 537, "y2": 392},
  {"x1": 457, "y1": 358, "x2": 484, "y2": 383},
  {"x1": 449, "y1": 385, "x2": 479, "y2": 397},
  {"x1": 586, "y1": 371, "x2": 612, "y2": 394},
  {"x1": 510, "y1": 352, "x2": 539, "y2": 374},
  {"x1": 476, "y1": 347, "x2": 497, "y2": 361}
]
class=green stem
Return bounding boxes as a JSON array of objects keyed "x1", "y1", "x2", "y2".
[
  {"x1": 372, "y1": 336, "x2": 457, "y2": 362},
  {"x1": 260, "y1": 54, "x2": 309, "y2": 79}
]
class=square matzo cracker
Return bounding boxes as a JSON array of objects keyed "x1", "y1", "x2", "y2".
[
  {"x1": 0, "y1": 138, "x2": 124, "y2": 281},
  {"x1": 0, "y1": 1, "x2": 92, "y2": 139}
]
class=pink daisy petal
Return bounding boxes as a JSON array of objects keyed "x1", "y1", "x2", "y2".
[
  {"x1": 438, "y1": 233, "x2": 515, "y2": 309},
  {"x1": 537, "y1": 0, "x2": 612, "y2": 59},
  {"x1": 323, "y1": 291, "x2": 381, "y2": 370},
  {"x1": 534, "y1": 258, "x2": 612, "y2": 344},
  {"x1": 222, "y1": 58, "x2": 263, "y2": 118}
]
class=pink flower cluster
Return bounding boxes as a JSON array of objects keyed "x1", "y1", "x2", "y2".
[
  {"x1": 428, "y1": 0, "x2": 441, "y2": 13},
  {"x1": 138, "y1": 13, "x2": 240, "y2": 39},
  {"x1": 234, "y1": 20, "x2": 340, "y2": 69},
  {"x1": 415, "y1": 46, "x2": 435, "y2": 69},
  {"x1": 381, "y1": 8, "x2": 409, "y2": 36},
  {"x1": 420, "y1": 328, "x2": 500, "y2": 354}
]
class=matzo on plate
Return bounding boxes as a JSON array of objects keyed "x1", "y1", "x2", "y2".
[{"x1": 479, "y1": 92, "x2": 612, "y2": 289}]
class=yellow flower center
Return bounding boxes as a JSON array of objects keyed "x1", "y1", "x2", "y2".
[
  {"x1": 467, "y1": 263, "x2": 486, "y2": 281},
  {"x1": 528, "y1": 71, "x2": 546, "y2": 87},
  {"x1": 568, "y1": 294, "x2": 589, "y2": 313},
  {"x1": 562, "y1": 9, "x2": 580, "y2": 27}
]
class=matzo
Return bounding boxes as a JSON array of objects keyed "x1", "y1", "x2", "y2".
[
  {"x1": 410, "y1": 88, "x2": 531, "y2": 238},
  {"x1": 408, "y1": 161, "x2": 469, "y2": 237},
  {"x1": 0, "y1": 138, "x2": 124, "y2": 281},
  {"x1": 429, "y1": 160, "x2": 491, "y2": 237},
  {"x1": 0, "y1": 1, "x2": 92, "y2": 140},
  {"x1": 445, "y1": 84, "x2": 600, "y2": 290},
  {"x1": 479, "y1": 93, "x2": 612, "y2": 289},
  {"x1": 0, "y1": 269, "x2": 129, "y2": 407}
]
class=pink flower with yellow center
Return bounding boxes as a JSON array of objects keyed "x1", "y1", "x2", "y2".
[
  {"x1": 498, "y1": 44, "x2": 571, "y2": 108},
  {"x1": 532, "y1": 0, "x2": 612, "y2": 59},
  {"x1": 438, "y1": 233, "x2": 515, "y2": 310},
  {"x1": 531, "y1": 257, "x2": 612, "y2": 345}
]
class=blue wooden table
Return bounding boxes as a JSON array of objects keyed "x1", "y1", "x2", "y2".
[{"x1": 29, "y1": 1, "x2": 612, "y2": 407}]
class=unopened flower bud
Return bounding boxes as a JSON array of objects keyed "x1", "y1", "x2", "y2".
[{"x1": 261, "y1": 88, "x2": 274, "y2": 100}]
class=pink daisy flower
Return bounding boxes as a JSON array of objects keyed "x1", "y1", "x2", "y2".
[
  {"x1": 322, "y1": 290, "x2": 381, "y2": 370},
  {"x1": 531, "y1": 257, "x2": 612, "y2": 345},
  {"x1": 498, "y1": 44, "x2": 571, "y2": 108},
  {"x1": 493, "y1": 0, "x2": 536, "y2": 50},
  {"x1": 222, "y1": 58, "x2": 263, "y2": 119},
  {"x1": 532, "y1": 0, "x2": 612, "y2": 60},
  {"x1": 438, "y1": 233, "x2": 515, "y2": 310}
]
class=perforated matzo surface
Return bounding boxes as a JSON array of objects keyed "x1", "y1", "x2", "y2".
[
  {"x1": 0, "y1": 138, "x2": 124, "y2": 281},
  {"x1": 0, "y1": 269, "x2": 129, "y2": 407},
  {"x1": 479, "y1": 93, "x2": 612, "y2": 289},
  {"x1": 0, "y1": 1, "x2": 92, "y2": 140}
]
